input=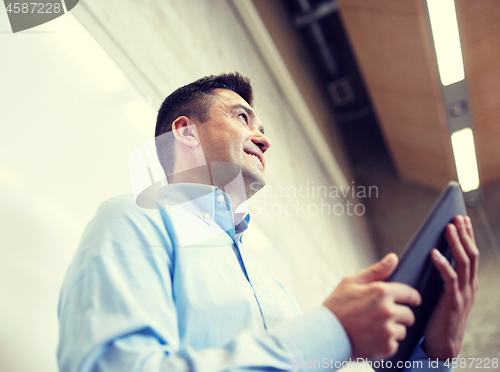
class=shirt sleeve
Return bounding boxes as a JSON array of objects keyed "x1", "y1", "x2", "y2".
[
  {"x1": 57, "y1": 196, "x2": 352, "y2": 372},
  {"x1": 403, "y1": 339, "x2": 453, "y2": 372}
]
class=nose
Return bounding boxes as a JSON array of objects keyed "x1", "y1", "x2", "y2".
[{"x1": 252, "y1": 131, "x2": 271, "y2": 154}]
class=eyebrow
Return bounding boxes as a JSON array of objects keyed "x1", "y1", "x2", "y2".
[{"x1": 231, "y1": 104, "x2": 265, "y2": 134}]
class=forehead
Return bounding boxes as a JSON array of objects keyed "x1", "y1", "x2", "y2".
[
  {"x1": 211, "y1": 88, "x2": 251, "y2": 108},
  {"x1": 209, "y1": 89, "x2": 265, "y2": 133}
]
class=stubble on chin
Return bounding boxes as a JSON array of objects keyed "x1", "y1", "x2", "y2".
[{"x1": 245, "y1": 177, "x2": 265, "y2": 200}]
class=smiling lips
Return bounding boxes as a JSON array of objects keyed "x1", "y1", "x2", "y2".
[{"x1": 244, "y1": 150, "x2": 264, "y2": 169}]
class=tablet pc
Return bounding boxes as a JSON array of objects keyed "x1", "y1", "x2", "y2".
[{"x1": 374, "y1": 181, "x2": 466, "y2": 371}]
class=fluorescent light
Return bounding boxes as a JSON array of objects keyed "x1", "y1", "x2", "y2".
[
  {"x1": 426, "y1": 0, "x2": 465, "y2": 86},
  {"x1": 451, "y1": 128, "x2": 479, "y2": 192},
  {"x1": 52, "y1": 14, "x2": 128, "y2": 92}
]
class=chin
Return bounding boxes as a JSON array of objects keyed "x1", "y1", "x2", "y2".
[{"x1": 242, "y1": 170, "x2": 266, "y2": 198}]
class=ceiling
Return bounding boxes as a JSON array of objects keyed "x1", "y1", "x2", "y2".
[
  {"x1": 337, "y1": 0, "x2": 499, "y2": 191},
  {"x1": 255, "y1": 0, "x2": 500, "y2": 192},
  {"x1": 457, "y1": 0, "x2": 500, "y2": 185}
]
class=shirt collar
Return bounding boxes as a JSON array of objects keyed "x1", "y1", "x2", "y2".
[
  {"x1": 236, "y1": 214, "x2": 251, "y2": 235},
  {"x1": 158, "y1": 183, "x2": 250, "y2": 232}
]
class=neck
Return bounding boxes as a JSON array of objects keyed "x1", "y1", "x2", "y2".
[{"x1": 169, "y1": 163, "x2": 250, "y2": 216}]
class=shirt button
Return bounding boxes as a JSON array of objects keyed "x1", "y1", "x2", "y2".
[
  {"x1": 217, "y1": 195, "x2": 224, "y2": 203},
  {"x1": 255, "y1": 279, "x2": 261, "y2": 286},
  {"x1": 203, "y1": 213, "x2": 210, "y2": 219}
]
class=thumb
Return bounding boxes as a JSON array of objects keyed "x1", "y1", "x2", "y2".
[{"x1": 354, "y1": 253, "x2": 398, "y2": 284}]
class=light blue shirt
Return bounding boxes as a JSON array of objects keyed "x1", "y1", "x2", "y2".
[{"x1": 57, "y1": 183, "x2": 451, "y2": 372}]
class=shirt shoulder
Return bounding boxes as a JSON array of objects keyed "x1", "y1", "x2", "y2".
[
  {"x1": 70, "y1": 195, "x2": 175, "y2": 272},
  {"x1": 90, "y1": 194, "x2": 170, "y2": 234},
  {"x1": 93, "y1": 194, "x2": 161, "y2": 222}
]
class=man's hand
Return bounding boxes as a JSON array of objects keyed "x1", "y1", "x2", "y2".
[
  {"x1": 423, "y1": 215, "x2": 479, "y2": 359},
  {"x1": 323, "y1": 253, "x2": 421, "y2": 360}
]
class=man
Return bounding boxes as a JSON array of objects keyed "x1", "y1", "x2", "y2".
[{"x1": 58, "y1": 73, "x2": 479, "y2": 371}]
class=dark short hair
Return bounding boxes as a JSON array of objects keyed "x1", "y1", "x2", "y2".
[{"x1": 155, "y1": 72, "x2": 253, "y2": 177}]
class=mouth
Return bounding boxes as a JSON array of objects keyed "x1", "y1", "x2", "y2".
[{"x1": 244, "y1": 149, "x2": 264, "y2": 169}]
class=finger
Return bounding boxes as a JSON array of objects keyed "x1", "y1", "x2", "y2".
[
  {"x1": 465, "y1": 215, "x2": 475, "y2": 241},
  {"x1": 455, "y1": 215, "x2": 475, "y2": 254},
  {"x1": 453, "y1": 215, "x2": 479, "y2": 286},
  {"x1": 464, "y1": 216, "x2": 480, "y2": 283},
  {"x1": 355, "y1": 253, "x2": 398, "y2": 284},
  {"x1": 391, "y1": 323, "x2": 408, "y2": 341},
  {"x1": 384, "y1": 282, "x2": 422, "y2": 307},
  {"x1": 431, "y1": 249, "x2": 459, "y2": 296},
  {"x1": 446, "y1": 221, "x2": 470, "y2": 289},
  {"x1": 392, "y1": 304, "x2": 416, "y2": 326}
]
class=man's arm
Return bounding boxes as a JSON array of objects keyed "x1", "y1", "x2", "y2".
[
  {"x1": 57, "y1": 196, "x2": 352, "y2": 372},
  {"x1": 322, "y1": 253, "x2": 421, "y2": 360},
  {"x1": 423, "y1": 215, "x2": 479, "y2": 359},
  {"x1": 404, "y1": 215, "x2": 479, "y2": 372},
  {"x1": 321, "y1": 215, "x2": 478, "y2": 371}
]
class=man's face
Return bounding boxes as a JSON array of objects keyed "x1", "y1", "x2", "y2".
[{"x1": 195, "y1": 88, "x2": 271, "y2": 196}]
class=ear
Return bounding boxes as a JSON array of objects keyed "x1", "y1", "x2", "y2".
[{"x1": 172, "y1": 116, "x2": 199, "y2": 148}]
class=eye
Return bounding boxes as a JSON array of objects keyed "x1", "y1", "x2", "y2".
[{"x1": 238, "y1": 113, "x2": 249, "y2": 124}]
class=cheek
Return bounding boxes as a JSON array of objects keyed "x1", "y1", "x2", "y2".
[{"x1": 199, "y1": 132, "x2": 223, "y2": 153}]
